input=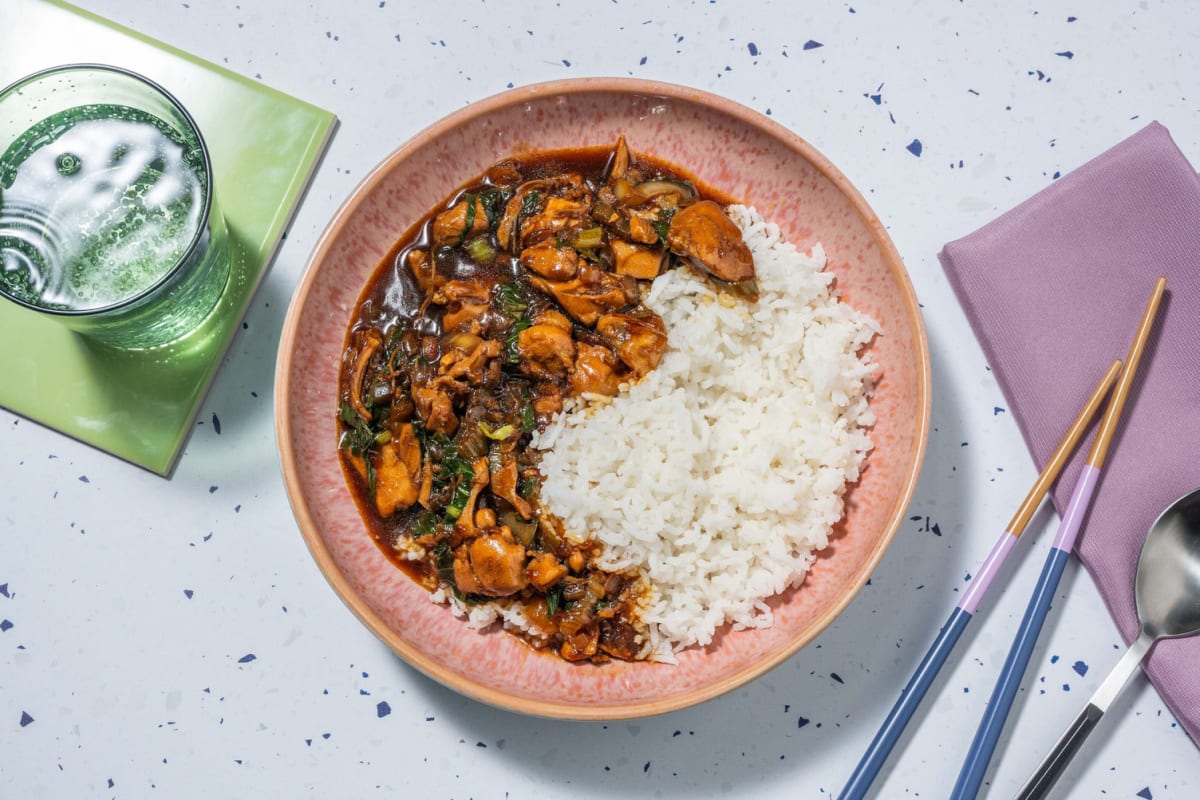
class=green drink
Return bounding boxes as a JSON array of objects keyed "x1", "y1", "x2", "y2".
[{"x1": 0, "y1": 65, "x2": 229, "y2": 348}]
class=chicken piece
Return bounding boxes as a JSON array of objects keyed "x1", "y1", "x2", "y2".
[
  {"x1": 431, "y1": 196, "x2": 489, "y2": 250},
  {"x1": 517, "y1": 322, "x2": 576, "y2": 382},
  {"x1": 520, "y1": 196, "x2": 591, "y2": 247},
  {"x1": 452, "y1": 549, "x2": 483, "y2": 595},
  {"x1": 570, "y1": 342, "x2": 623, "y2": 397},
  {"x1": 371, "y1": 423, "x2": 421, "y2": 517},
  {"x1": 460, "y1": 531, "x2": 528, "y2": 597},
  {"x1": 666, "y1": 200, "x2": 755, "y2": 283},
  {"x1": 436, "y1": 338, "x2": 502, "y2": 386},
  {"x1": 519, "y1": 241, "x2": 579, "y2": 281},
  {"x1": 596, "y1": 313, "x2": 668, "y2": 378},
  {"x1": 609, "y1": 239, "x2": 666, "y2": 280},
  {"x1": 520, "y1": 597, "x2": 560, "y2": 638},
  {"x1": 627, "y1": 214, "x2": 660, "y2": 245},
  {"x1": 532, "y1": 385, "x2": 563, "y2": 420},
  {"x1": 526, "y1": 552, "x2": 568, "y2": 592},
  {"x1": 538, "y1": 309, "x2": 572, "y2": 332},
  {"x1": 442, "y1": 302, "x2": 489, "y2": 333},
  {"x1": 412, "y1": 385, "x2": 459, "y2": 435},
  {"x1": 528, "y1": 267, "x2": 630, "y2": 327},
  {"x1": 491, "y1": 458, "x2": 535, "y2": 519},
  {"x1": 432, "y1": 279, "x2": 491, "y2": 307},
  {"x1": 559, "y1": 625, "x2": 600, "y2": 662},
  {"x1": 496, "y1": 175, "x2": 584, "y2": 251}
]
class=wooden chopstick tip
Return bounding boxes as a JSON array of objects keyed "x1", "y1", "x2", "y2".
[{"x1": 1086, "y1": 278, "x2": 1167, "y2": 468}]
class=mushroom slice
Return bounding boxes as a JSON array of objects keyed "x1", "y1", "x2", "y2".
[
  {"x1": 607, "y1": 136, "x2": 631, "y2": 184},
  {"x1": 491, "y1": 458, "x2": 535, "y2": 520},
  {"x1": 527, "y1": 268, "x2": 630, "y2": 327},
  {"x1": 348, "y1": 328, "x2": 384, "y2": 423},
  {"x1": 496, "y1": 174, "x2": 583, "y2": 252}
]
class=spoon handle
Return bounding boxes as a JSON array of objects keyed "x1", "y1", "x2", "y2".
[{"x1": 1015, "y1": 631, "x2": 1155, "y2": 800}]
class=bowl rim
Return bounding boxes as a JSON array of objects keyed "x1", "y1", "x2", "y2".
[{"x1": 275, "y1": 76, "x2": 931, "y2": 720}]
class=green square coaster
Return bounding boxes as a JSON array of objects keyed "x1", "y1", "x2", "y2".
[{"x1": 1, "y1": 0, "x2": 336, "y2": 475}]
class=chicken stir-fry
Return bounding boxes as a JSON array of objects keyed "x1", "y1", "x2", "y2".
[{"x1": 338, "y1": 138, "x2": 755, "y2": 663}]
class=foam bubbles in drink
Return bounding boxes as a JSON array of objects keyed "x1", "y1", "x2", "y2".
[{"x1": 0, "y1": 104, "x2": 206, "y2": 311}]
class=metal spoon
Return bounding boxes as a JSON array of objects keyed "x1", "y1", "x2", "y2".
[{"x1": 1016, "y1": 486, "x2": 1200, "y2": 799}]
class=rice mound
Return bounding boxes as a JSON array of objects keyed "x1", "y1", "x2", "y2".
[{"x1": 531, "y1": 205, "x2": 880, "y2": 661}]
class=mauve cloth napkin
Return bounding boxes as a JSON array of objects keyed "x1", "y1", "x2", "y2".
[{"x1": 938, "y1": 121, "x2": 1200, "y2": 746}]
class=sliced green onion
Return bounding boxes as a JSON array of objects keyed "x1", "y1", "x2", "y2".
[
  {"x1": 479, "y1": 421, "x2": 514, "y2": 441},
  {"x1": 505, "y1": 318, "x2": 531, "y2": 364},
  {"x1": 374, "y1": 430, "x2": 392, "y2": 445},
  {"x1": 464, "y1": 236, "x2": 495, "y2": 264},
  {"x1": 495, "y1": 282, "x2": 527, "y2": 316},
  {"x1": 573, "y1": 226, "x2": 604, "y2": 250}
]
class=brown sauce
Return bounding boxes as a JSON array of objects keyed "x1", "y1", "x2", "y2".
[{"x1": 337, "y1": 140, "x2": 754, "y2": 663}]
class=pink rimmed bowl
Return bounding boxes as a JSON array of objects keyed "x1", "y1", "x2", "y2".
[{"x1": 275, "y1": 78, "x2": 930, "y2": 719}]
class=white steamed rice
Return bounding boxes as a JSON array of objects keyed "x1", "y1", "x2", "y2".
[{"x1": 529, "y1": 205, "x2": 880, "y2": 661}]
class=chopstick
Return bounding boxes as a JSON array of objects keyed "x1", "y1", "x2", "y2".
[
  {"x1": 837, "y1": 358, "x2": 1122, "y2": 800},
  {"x1": 949, "y1": 277, "x2": 1167, "y2": 800}
]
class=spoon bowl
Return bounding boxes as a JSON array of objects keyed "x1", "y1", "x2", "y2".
[{"x1": 1135, "y1": 487, "x2": 1200, "y2": 639}]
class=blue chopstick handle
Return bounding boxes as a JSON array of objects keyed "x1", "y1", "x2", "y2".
[
  {"x1": 950, "y1": 547, "x2": 1072, "y2": 800},
  {"x1": 839, "y1": 606, "x2": 973, "y2": 800}
]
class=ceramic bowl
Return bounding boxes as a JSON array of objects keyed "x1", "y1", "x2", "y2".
[{"x1": 276, "y1": 78, "x2": 930, "y2": 719}]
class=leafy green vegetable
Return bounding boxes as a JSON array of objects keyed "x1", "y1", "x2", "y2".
[
  {"x1": 652, "y1": 207, "x2": 676, "y2": 244},
  {"x1": 411, "y1": 512, "x2": 439, "y2": 538},
  {"x1": 337, "y1": 401, "x2": 375, "y2": 456},
  {"x1": 478, "y1": 188, "x2": 505, "y2": 228},
  {"x1": 364, "y1": 456, "x2": 377, "y2": 498},
  {"x1": 520, "y1": 189, "x2": 542, "y2": 217},
  {"x1": 494, "y1": 282, "x2": 527, "y2": 317},
  {"x1": 456, "y1": 193, "x2": 477, "y2": 246},
  {"x1": 545, "y1": 584, "x2": 563, "y2": 616},
  {"x1": 505, "y1": 317, "x2": 531, "y2": 364},
  {"x1": 438, "y1": 447, "x2": 476, "y2": 522},
  {"x1": 434, "y1": 542, "x2": 455, "y2": 582}
]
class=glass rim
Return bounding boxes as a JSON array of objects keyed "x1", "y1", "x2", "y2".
[{"x1": 0, "y1": 62, "x2": 215, "y2": 318}]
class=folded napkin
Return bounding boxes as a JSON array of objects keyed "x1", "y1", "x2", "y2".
[{"x1": 939, "y1": 122, "x2": 1200, "y2": 746}]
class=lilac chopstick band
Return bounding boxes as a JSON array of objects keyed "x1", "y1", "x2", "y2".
[
  {"x1": 1052, "y1": 464, "x2": 1101, "y2": 552},
  {"x1": 958, "y1": 531, "x2": 1020, "y2": 615}
]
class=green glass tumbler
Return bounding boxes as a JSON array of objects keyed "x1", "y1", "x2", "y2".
[{"x1": 0, "y1": 63, "x2": 230, "y2": 348}]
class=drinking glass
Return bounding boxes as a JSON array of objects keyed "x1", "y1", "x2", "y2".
[{"x1": 0, "y1": 63, "x2": 230, "y2": 348}]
